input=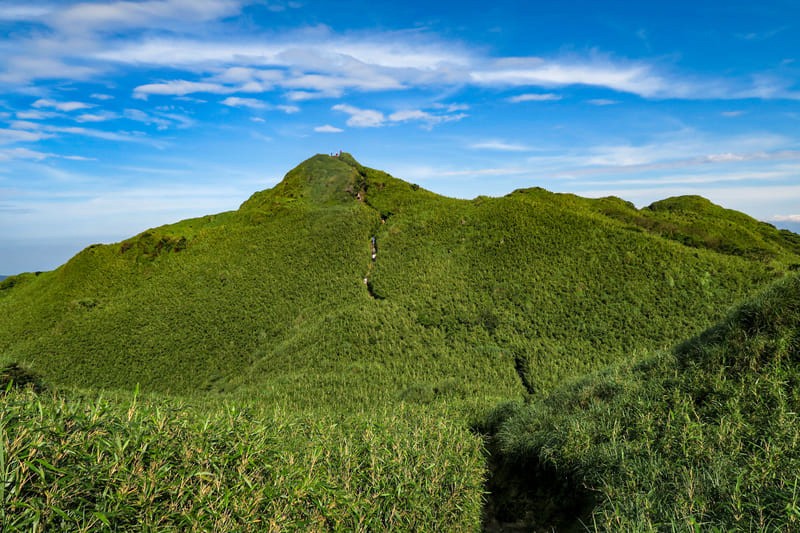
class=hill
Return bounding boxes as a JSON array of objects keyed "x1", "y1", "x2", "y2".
[
  {"x1": 485, "y1": 273, "x2": 800, "y2": 530},
  {"x1": 1, "y1": 153, "x2": 796, "y2": 405}
]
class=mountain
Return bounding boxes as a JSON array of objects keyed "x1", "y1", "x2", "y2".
[
  {"x1": 486, "y1": 272, "x2": 800, "y2": 530},
  {"x1": 1, "y1": 153, "x2": 798, "y2": 404},
  {"x1": 2, "y1": 153, "x2": 800, "y2": 530}
]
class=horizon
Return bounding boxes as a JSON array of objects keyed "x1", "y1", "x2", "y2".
[{"x1": 1, "y1": 0, "x2": 799, "y2": 274}]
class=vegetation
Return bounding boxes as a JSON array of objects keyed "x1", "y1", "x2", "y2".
[
  {"x1": 486, "y1": 273, "x2": 800, "y2": 530},
  {"x1": 0, "y1": 389, "x2": 484, "y2": 531},
  {"x1": 1, "y1": 153, "x2": 799, "y2": 529}
]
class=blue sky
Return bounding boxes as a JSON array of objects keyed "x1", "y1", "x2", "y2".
[{"x1": 1, "y1": 0, "x2": 798, "y2": 274}]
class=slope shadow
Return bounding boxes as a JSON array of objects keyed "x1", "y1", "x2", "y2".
[{"x1": 481, "y1": 438, "x2": 596, "y2": 532}]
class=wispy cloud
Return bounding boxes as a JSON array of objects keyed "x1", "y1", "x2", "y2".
[
  {"x1": 774, "y1": 214, "x2": 800, "y2": 222},
  {"x1": 507, "y1": 93, "x2": 562, "y2": 103},
  {"x1": 587, "y1": 98, "x2": 618, "y2": 106},
  {"x1": 16, "y1": 110, "x2": 62, "y2": 120},
  {"x1": 134, "y1": 80, "x2": 235, "y2": 99},
  {"x1": 470, "y1": 140, "x2": 531, "y2": 152},
  {"x1": 0, "y1": 128, "x2": 53, "y2": 144},
  {"x1": 0, "y1": 147, "x2": 50, "y2": 161},
  {"x1": 10, "y1": 119, "x2": 156, "y2": 143},
  {"x1": 221, "y1": 97, "x2": 267, "y2": 109},
  {"x1": 47, "y1": 0, "x2": 243, "y2": 36},
  {"x1": 32, "y1": 99, "x2": 93, "y2": 112},
  {"x1": 470, "y1": 57, "x2": 669, "y2": 97},
  {"x1": 122, "y1": 108, "x2": 194, "y2": 130},
  {"x1": 314, "y1": 124, "x2": 343, "y2": 133},
  {"x1": 0, "y1": 147, "x2": 93, "y2": 162},
  {"x1": 332, "y1": 104, "x2": 385, "y2": 127},
  {"x1": 75, "y1": 112, "x2": 119, "y2": 123},
  {"x1": 388, "y1": 109, "x2": 467, "y2": 128}
]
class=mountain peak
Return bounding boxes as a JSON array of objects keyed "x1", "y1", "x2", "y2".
[{"x1": 242, "y1": 152, "x2": 367, "y2": 209}]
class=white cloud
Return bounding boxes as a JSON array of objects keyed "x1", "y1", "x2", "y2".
[
  {"x1": 774, "y1": 214, "x2": 800, "y2": 222},
  {"x1": 91, "y1": 93, "x2": 115, "y2": 101},
  {"x1": 0, "y1": 128, "x2": 53, "y2": 144},
  {"x1": 250, "y1": 117, "x2": 265, "y2": 123},
  {"x1": 332, "y1": 104, "x2": 385, "y2": 127},
  {"x1": 221, "y1": 96, "x2": 266, "y2": 109},
  {"x1": 388, "y1": 109, "x2": 467, "y2": 128},
  {"x1": 133, "y1": 80, "x2": 234, "y2": 99},
  {"x1": 471, "y1": 59, "x2": 668, "y2": 98},
  {"x1": 587, "y1": 99, "x2": 618, "y2": 106},
  {"x1": 508, "y1": 93, "x2": 562, "y2": 103},
  {"x1": 0, "y1": 147, "x2": 50, "y2": 161},
  {"x1": 75, "y1": 112, "x2": 119, "y2": 123},
  {"x1": 123, "y1": 108, "x2": 189, "y2": 130},
  {"x1": 220, "y1": 97, "x2": 298, "y2": 114},
  {"x1": 285, "y1": 91, "x2": 324, "y2": 101},
  {"x1": 470, "y1": 140, "x2": 530, "y2": 152},
  {"x1": 0, "y1": 5, "x2": 53, "y2": 20},
  {"x1": 0, "y1": 147, "x2": 95, "y2": 162},
  {"x1": 388, "y1": 110, "x2": 430, "y2": 122},
  {"x1": 16, "y1": 110, "x2": 61, "y2": 120},
  {"x1": 48, "y1": 126, "x2": 148, "y2": 142},
  {"x1": 549, "y1": 131, "x2": 793, "y2": 171},
  {"x1": 49, "y1": 0, "x2": 243, "y2": 35},
  {"x1": 9, "y1": 120, "x2": 156, "y2": 143},
  {"x1": 0, "y1": 53, "x2": 100, "y2": 85},
  {"x1": 314, "y1": 124, "x2": 343, "y2": 133},
  {"x1": 722, "y1": 110, "x2": 744, "y2": 117},
  {"x1": 433, "y1": 103, "x2": 469, "y2": 112},
  {"x1": 32, "y1": 99, "x2": 93, "y2": 112}
]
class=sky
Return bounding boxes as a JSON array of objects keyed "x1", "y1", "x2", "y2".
[{"x1": 0, "y1": 0, "x2": 798, "y2": 274}]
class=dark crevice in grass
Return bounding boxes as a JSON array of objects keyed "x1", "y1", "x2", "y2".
[
  {"x1": 0, "y1": 362, "x2": 45, "y2": 393},
  {"x1": 513, "y1": 353, "x2": 536, "y2": 395},
  {"x1": 365, "y1": 279, "x2": 384, "y2": 300},
  {"x1": 473, "y1": 404, "x2": 595, "y2": 532},
  {"x1": 481, "y1": 435, "x2": 595, "y2": 532}
]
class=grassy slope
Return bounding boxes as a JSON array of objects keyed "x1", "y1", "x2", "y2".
[
  {"x1": 489, "y1": 273, "x2": 800, "y2": 530},
  {"x1": 1, "y1": 154, "x2": 794, "y2": 404}
]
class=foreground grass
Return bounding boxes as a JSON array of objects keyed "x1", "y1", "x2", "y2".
[
  {"x1": 0, "y1": 388, "x2": 485, "y2": 531},
  {"x1": 488, "y1": 273, "x2": 800, "y2": 530}
]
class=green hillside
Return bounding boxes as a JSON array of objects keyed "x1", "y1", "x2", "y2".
[
  {"x1": 0, "y1": 154, "x2": 794, "y2": 403},
  {"x1": 2, "y1": 153, "x2": 800, "y2": 530},
  {"x1": 486, "y1": 273, "x2": 800, "y2": 530}
]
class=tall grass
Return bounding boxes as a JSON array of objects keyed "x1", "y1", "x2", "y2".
[
  {"x1": 0, "y1": 387, "x2": 485, "y2": 531},
  {"x1": 488, "y1": 274, "x2": 800, "y2": 529}
]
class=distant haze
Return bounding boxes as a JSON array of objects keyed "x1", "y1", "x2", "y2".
[
  {"x1": 2, "y1": 197, "x2": 800, "y2": 276},
  {"x1": 1, "y1": 239, "x2": 109, "y2": 277}
]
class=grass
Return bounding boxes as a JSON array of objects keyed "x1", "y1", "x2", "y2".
[
  {"x1": 487, "y1": 273, "x2": 800, "y2": 530},
  {"x1": 0, "y1": 387, "x2": 485, "y2": 531}
]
